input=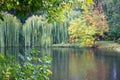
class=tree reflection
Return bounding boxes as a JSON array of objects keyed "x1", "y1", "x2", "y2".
[{"x1": 69, "y1": 49, "x2": 109, "y2": 80}]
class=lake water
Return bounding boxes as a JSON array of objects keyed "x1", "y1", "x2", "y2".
[{"x1": 0, "y1": 47, "x2": 120, "y2": 80}]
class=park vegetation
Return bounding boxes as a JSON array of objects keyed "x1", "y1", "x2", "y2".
[
  {"x1": 0, "y1": 0, "x2": 120, "y2": 79},
  {"x1": 68, "y1": 0, "x2": 108, "y2": 46},
  {"x1": 0, "y1": 49, "x2": 52, "y2": 80}
]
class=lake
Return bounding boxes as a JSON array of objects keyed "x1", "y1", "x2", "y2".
[{"x1": 0, "y1": 47, "x2": 120, "y2": 80}]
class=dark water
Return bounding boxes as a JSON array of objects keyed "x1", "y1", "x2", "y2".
[{"x1": 0, "y1": 47, "x2": 120, "y2": 80}]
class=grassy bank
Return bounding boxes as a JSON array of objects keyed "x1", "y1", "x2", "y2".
[
  {"x1": 95, "y1": 41, "x2": 120, "y2": 52},
  {"x1": 52, "y1": 43, "x2": 80, "y2": 48},
  {"x1": 52, "y1": 41, "x2": 120, "y2": 53}
]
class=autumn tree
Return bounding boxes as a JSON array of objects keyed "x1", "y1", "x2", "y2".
[{"x1": 68, "y1": 0, "x2": 108, "y2": 46}]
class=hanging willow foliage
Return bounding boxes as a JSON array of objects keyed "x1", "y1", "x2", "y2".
[
  {"x1": 0, "y1": 13, "x2": 21, "y2": 47},
  {"x1": 0, "y1": 10, "x2": 81, "y2": 47},
  {"x1": 52, "y1": 10, "x2": 81, "y2": 44},
  {"x1": 23, "y1": 10, "x2": 81, "y2": 47},
  {"x1": 23, "y1": 15, "x2": 53, "y2": 47}
]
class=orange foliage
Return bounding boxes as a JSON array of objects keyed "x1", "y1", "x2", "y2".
[{"x1": 68, "y1": 0, "x2": 108, "y2": 46}]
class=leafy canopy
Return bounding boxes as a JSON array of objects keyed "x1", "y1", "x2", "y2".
[
  {"x1": 68, "y1": 0, "x2": 108, "y2": 46},
  {"x1": 0, "y1": 0, "x2": 72, "y2": 22}
]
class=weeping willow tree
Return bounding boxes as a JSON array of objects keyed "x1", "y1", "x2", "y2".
[
  {"x1": 52, "y1": 10, "x2": 81, "y2": 44},
  {"x1": 23, "y1": 15, "x2": 53, "y2": 48},
  {"x1": 0, "y1": 13, "x2": 21, "y2": 47},
  {"x1": 0, "y1": 10, "x2": 81, "y2": 48},
  {"x1": 22, "y1": 10, "x2": 81, "y2": 47}
]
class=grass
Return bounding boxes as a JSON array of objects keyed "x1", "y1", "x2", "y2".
[
  {"x1": 52, "y1": 43, "x2": 80, "y2": 48},
  {"x1": 95, "y1": 41, "x2": 120, "y2": 52},
  {"x1": 52, "y1": 41, "x2": 120, "y2": 53}
]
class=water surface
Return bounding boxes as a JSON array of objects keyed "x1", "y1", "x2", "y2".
[
  {"x1": 0, "y1": 47, "x2": 120, "y2": 80},
  {"x1": 50, "y1": 48, "x2": 120, "y2": 80}
]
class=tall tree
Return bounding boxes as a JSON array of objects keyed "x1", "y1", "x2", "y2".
[{"x1": 68, "y1": 0, "x2": 108, "y2": 46}]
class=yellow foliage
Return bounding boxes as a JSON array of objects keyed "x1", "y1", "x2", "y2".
[
  {"x1": 68, "y1": 0, "x2": 108, "y2": 46},
  {"x1": 81, "y1": 4, "x2": 88, "y2": 11},
  {"x1": 87, "y1": 0, "x2": 93, "y2": 4},
  {"x1": 68, "y1": 16, "x2": 97, "y2": 46},
  {"x1": 63, "y1": 3, "x2": 71, "y2": 11},
  {"x1": 81, "y1": 36, "x2": 95, "y2": 46}
]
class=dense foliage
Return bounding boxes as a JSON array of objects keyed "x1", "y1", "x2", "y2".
[
  {"x1": 0, "y1": 0, "x2": 72, "y2": 22},
  {"x1": 0, "y1": 11, "x2": 81, "y2": 47},
  {"x1": 68, "y1": 0, "x2": 108, "y2": 46},
  {"x1": 0, "y1": 49, "x2": 52, "y2": 80},
  {"x1": 0, "y1": 13, "x2": 22, "y2": 47},
  {"x1": 0, "y1": 0, "x2": 120, "y2": 46},
  {"x1": 100, "y1": 0, "x2": 120, "y2": 41}
]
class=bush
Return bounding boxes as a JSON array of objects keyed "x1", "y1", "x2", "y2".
[{"x1": 0, "y1": 49, "x2": 52, "y2": 80}]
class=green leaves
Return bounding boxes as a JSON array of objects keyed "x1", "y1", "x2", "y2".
[
  {"x1": 30, "y1": 49, "x2": 40, "y2": 55},
  {"x1": 0, "y1": 49, "x2": 52, "y2": 80},
  {"x1": 0, "y1": 15, "x2": 4, "y2": 21},
  {"x1": 0, "y1": 0, "x2": 72, "y2": 22}
]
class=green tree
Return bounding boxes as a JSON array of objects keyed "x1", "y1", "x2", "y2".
[
  {"x1": 100, "y1": 0, "x2": 120, "y2": 40},
  {"x1": 0, "y1": 0, "x2": 72, "y2": 22}
]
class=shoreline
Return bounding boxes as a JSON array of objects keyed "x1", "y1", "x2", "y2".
[
  {"x1": 52, "y1": 41, "x2": 120, "y2": 53},
  {"x1": 95, "y1": 41, "x2": 120, "y2": 53}
]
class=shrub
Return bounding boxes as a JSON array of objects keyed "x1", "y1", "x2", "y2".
[{"x1": 0, "y1": 49, "x2": 52, "y2": 80}]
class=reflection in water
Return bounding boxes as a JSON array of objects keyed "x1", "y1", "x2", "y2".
[
  {"x1": 69, "y1": 50, "x2": 97, "y2": 80},
  {"x1": 113, "y1": 61, "x2": 117, "y2": 80},
  {"x1": 50, "y1": 48, "x2": 120, "y2": 80},
  {"x1": 0, "y1": 47, "x2": 120, "y2": 80}
]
